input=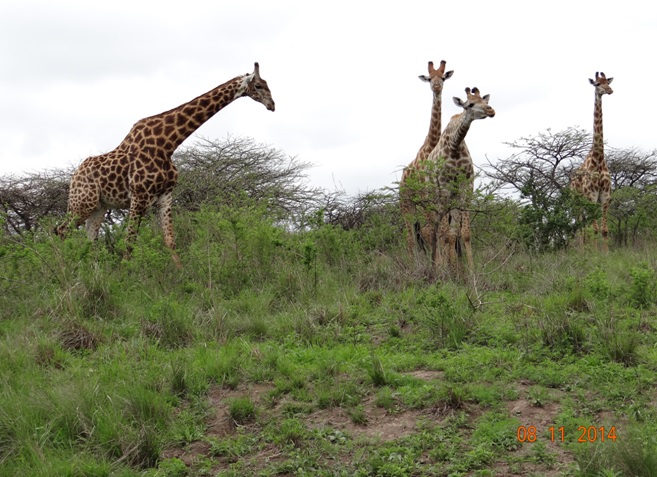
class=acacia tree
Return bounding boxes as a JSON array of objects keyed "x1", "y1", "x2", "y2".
[
  {"x1": 605, "y1": 147, "x2": 657, "y2": 245},
  {"x1": 485, "y1": 127, "x2": 591, "y2": 198},
  {"x1": 173, "y1": 136, "x2": 320, "y2": 224},
  {"x1": 485, "y1": 127, "x2": 657, "y2": 249},
  {"x1": 484, "y1": 127, "x2": 594, "y2": 251},
  {"x1": 0, "y1": 169, "x2": 70, "y2": 235}
]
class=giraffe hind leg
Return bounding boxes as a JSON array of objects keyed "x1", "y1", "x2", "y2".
[{"x1": 85, "y1": 207, "x2": 107, "y2": 240}]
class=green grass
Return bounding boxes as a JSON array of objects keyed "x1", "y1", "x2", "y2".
[{"x1": 2, "y1": 206, "x2": 657, "y2": 476}]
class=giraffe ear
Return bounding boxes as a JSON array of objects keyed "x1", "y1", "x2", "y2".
[
  {"x1": 482, "y1": 94, "x2": 490, "y2": 102},
  {"x1": 606, "y1": 77, "x2": 614, "y2": 84},
  {"x1": 589, "y1": 78, "x2": 596, "y2": 86},
  {"x1": 418, "y1": 75, "x2": 431, "y2": 83},
  {"x1": 444, "y1": 70, "x2": 454, "y2": 80},
  {"x1": 453, "y1": 97, "x2": 466, "y2": 108}
]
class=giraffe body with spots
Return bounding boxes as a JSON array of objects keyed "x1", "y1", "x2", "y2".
[{"x1": 55, "y1": 63, "x2": 275, "y2": 266}]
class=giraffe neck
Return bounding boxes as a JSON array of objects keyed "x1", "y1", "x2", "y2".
[
  {"x1": 119, "y1": 74, "x2": 250, "y2": 153},
  {"x1": 589, "y1": 91, "x2": 605, "y2": 167},
  {"x1": 418, "y1": 93, "x2": 444, "y2": 161},
  {"x1": 445, "y1": 113, "x2": 473, "y2": 158}
]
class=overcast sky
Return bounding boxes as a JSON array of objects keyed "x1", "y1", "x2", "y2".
[{"x1": 1, "y1": 0, "x2": 654, "y2": 195}]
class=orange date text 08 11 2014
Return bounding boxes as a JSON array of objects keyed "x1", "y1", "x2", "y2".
[{"x1": 516, "y1": 425, "x2": 618, "y2": 443}]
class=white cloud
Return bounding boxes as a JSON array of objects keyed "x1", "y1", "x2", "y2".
[{"x1": 0, "y1": 0, "x2": 655, "y2": 194}]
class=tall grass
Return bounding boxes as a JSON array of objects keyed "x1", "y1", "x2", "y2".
[{"x1": 1, "y1": 202, "x2": 657, "y2": 475}]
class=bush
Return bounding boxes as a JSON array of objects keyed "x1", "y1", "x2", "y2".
[{"x1": 518, "y1": 184, "x2": 598, "y2": 252}]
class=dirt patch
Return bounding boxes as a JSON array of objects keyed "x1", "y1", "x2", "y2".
[
  {"x1": 205, "y1": 383, "x2": 274, "y2": 437},
  {"x1": 498, "y1": 384, "x2": 574, "y2": 476},
  {"x1": 405, "y1": 369, "x2": 445, "y2": 381},
  {"x1": 162, "y1": 378, "x2": 583, "y2": 475},
  {"x1": 307, "y1": 399, "x2": 422, "y2": 442},
  {"x1": 162, "y1": 440, "x2": 212, "y2": 468},
  {"x1": 509, "y1": 382, "x2": 565, "y2": 424},
  {"x1": 508, "y1": 396, "x2": 561, "y2": 429},
  {"x1": 162, "y1": 383, "x2": 275, "y2": 466}
]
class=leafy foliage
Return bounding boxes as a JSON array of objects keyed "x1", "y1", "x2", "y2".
[{"x1": 518, "y1": 181, "x2": 599, "y2": 251}]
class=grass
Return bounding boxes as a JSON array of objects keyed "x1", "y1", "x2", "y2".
[{"x1": 1, "y1": 205, "x2": 657, "y2": 476}]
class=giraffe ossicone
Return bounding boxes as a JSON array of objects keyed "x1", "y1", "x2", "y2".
[{"x1": 55, "y1": 63, "x2": 275, "y2": 267}]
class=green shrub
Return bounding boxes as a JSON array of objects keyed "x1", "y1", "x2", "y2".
[
  {"x1": 228, "y1": 397, "x2": 256, "y2": 425},
  {"x1": 628, "y1": 263, "x2": 656, "y2": 309}
]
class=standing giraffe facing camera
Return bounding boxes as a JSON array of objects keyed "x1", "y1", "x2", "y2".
[
  {"x1": 570, "y1": 71, "x2": 613, "y2": 251},
  {"x1": 427, "y1": 87, "x2": 495, "y2": 278},
  {"x1": 400, "y1": 60, "x2": 454, "y2": 254},
  {"x1": 55, "y1": 63, "x2": 275, "y2": 267}
]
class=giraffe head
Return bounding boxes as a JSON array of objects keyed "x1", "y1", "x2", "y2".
[
  {"x1": 453, "y1": 87, "x2": 495, "y2": 119},
  {"x1": 589, "y1": 71, "x2": 614, "y2": 96},
  {"x1": 419, "y1": 60, "x2": 454, "y2": 94},
  {"x1": 241, "y1": 62, "x2": 276, "y2": 111}
]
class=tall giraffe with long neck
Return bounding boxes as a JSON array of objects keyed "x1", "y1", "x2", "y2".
[
  {"x1": 428, "y1": 87, "x2": 495, "y2": 277},
  {"x1": 55, "y1": 63, "x2": 275, "y2": 266},
  {"x1": 570, "y1": 71, "x2": 613, "y2": 251},
  {"x1": 400, "y1": 60, "x2": 454, "y2": 253}
]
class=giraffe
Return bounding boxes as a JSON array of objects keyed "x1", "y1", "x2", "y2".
[
  {"x1": 427, "y1": 87, "x2": 495, "y2": 277},
  {"x1": 400, "y1": 60, "x2": 454, "y2": 254},
  {"x1": 570, "y1": 71, "x2": 613, "y2": 251},
  {"x1": 55, "y1": 63, "x2": 275, "y2": 267}
]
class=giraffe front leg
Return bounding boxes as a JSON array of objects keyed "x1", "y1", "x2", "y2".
[
  {"x1": 576, "y1": 210, "x2": 588, "y2": 247},
  {"x1": 56, "y1": 185, "x2": 100, "y2": 238},
  {"x1": 589, "y1": 219, "x2": 600, "y2": 251},
  {"x1": 460, "y1": 209, "x2": 474, "y2": 278},
  {"x1": 428, "y1": 212, "x2": 444, "y2": 273},
  {"x1": 444, "y1": 229, "x2": 458, "y2": 277},
  {"x1": 157, "y1": 193, "x2": 181, "y2": 268},
  {"x1": 124, "y1": 198, "x2": 149, "y2": 261},
  {"x1": 438, "y1": 213, "x2": 457, "y2": 278},
  {"x1": 405, "y1": 218, "x2": 416, "y2": 254},
  {"x1": 445, "y1": 209, "x2": 464, "y2": 278},
  {"x1": 402, "y1": 202, "x2": 421, "y2": 254},
  {"x1": 430, "y1": 224, "x2": 443, "y2": 280},
  {"x1": 600, "y1": 199, "x2": 610, "y2": 253},
  {"x1": 85, "y1": 207, "x2": 107, "y2": 240},
  {"x1": 54, "y1": 216, "x2": 72, "y2": 238}
]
